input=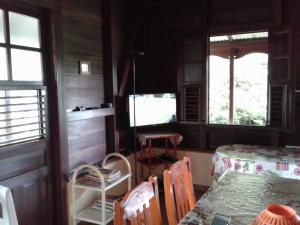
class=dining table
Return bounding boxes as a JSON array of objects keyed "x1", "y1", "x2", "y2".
[
  {"x1": 178, "y1": 171, "x2": 300, "y2": 225},
  {"x1": 212, "y1": 144, "x2": 300, "y2": 180}
]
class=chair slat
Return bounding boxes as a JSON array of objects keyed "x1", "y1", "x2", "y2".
[
  {"x1": 163, "y1": 157, "x2": 196, "y2": 225},
  {"x1": 114, "y1": 176, "x2": 162, "y2": 225},
  {"x1": 136, "y1": 210, "x2": 142, "y2": 225},
  {"x1": 143, "y1": 204, "x2": 152, "y2": 225},
  {"x1": 163, "y1": 170, "x2": 178, "y2": 225},
  {"x1": 129, "y1": 215, "x2": 138, "y2": 225}
]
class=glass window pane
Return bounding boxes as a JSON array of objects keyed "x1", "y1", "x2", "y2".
[
  {"x1": 0, "y1": 130, "x2": 40, "y2": 145},
  {"x1": 209, "y1": 56, "x2": 230, "y2": 124},
  {"x1": 210, "y1": 36, "x2": 229, "y2": 42},
  {"x1": 233, "y1": 53, "x2": 268, "y2": 126},
  {"x1": 11, "y1": 49, "x2": 43, "y2": 81},
  {"x1": 9, "y1": 12, "x2": 40, "y2": 48},
  {"x1": 184, "y1": 63, "x2": 201, "y2": 82},
  {"x1": 231, "y1": 32, "x2": 268, "y2": 40},
  {"x1": 0, "y1": 10, "x2": 5, "y2": 43},
  {"x1": 0, "y1": 47, "x2": 8, "y2": 80}
]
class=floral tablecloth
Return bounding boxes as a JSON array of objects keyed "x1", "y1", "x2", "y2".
[
  {"x1": 212, "y1": 144, "x2": 300, "y2": 180},
  {"x1": 179, "y1": 172, "x2": 300, "y2": 225}
]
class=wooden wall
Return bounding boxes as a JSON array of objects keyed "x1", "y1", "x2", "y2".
[
  {"x1": 0, "y1": 0, "x2": 121, "y2": 225},
  {"x1": 61, "y1": 0, "x2": 107, "y2": 171},
  {"x1": 131, "y1": 0, "x2": 300, "y2": 150},
  {"x1": 208, "y1": 0, "x2": 274, "y2": 27}
]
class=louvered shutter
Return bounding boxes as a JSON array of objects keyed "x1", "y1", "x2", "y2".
[
  {"x1": 269, "y1": 28, "x2": 293, "y2": 129},
  {"x1": 183, "y1": 86, "x2": 201, "y2": 122}
]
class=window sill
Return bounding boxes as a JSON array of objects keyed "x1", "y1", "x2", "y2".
[
  {"x1": 178, "y1": 121, "x2": 206, "y2": 125},
  {"x1": 207, "y1": 123, "x2": 268, "y2": 129},
  {"x1": 206, "y1": 124, "x2": 295, "y2": 133}
]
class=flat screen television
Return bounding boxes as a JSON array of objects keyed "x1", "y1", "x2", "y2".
[{"x1": 129, "y1": 93, "x2": 176, "y2": 127}]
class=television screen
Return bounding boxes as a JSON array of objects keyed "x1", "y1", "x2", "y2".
[{"x1": 129, "y1": 93, "x2": 176, "y2": 127}]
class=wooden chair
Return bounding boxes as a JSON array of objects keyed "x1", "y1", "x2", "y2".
[
  {"x1": 114, "y1": 176, "x2": 162, "y2": 225},
  {"x1": 163, "y1": 157, "x2": 196, "y2": 225}
]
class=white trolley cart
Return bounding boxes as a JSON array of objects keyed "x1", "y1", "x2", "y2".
[{"x1": 70, "y1": 153, "x2": 132, "y2": 225}]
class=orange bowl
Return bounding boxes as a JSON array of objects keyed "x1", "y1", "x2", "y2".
[{"x1": 253, "y1": 205, "x2": 300, "y2": 225}]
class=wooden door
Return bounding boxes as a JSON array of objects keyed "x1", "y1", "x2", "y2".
[{"x1": 0, "y1": 2, "x2": 55, "y2": 225}]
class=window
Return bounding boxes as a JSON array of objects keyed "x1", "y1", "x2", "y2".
[
  {"x1": 179, "y1": 38, "x2": 205, "y2": 122},
  {"x1": 0, "y1": 8, "x2": 46, "y2": 146},
  {"x1": 209, "y1": 32, "x2": 268, "y2": 126}
]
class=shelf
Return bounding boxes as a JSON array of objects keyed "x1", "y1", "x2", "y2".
[
  {"x1": 74, "y1": 173, "x2": 131, "y2": 192},
  {"x1": 67, "y1": 108, "x2": 114, "y2": 122},
  {"x1": 75, "y1": 206, "x2": 113, "y2": 225}
]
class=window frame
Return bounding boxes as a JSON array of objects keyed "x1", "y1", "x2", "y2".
[
  {"x1": 178, "y1": 36, "x2": 207, "y2": 123},
  {"x1": 0, "y1": 2, "x2": 46, "y2": 87},
  {"x1": 0, "y1": 3, "x2": 48, "y2": 147},
  {"x1": 208, "y1": 31, "x2": 269, "y2": 127}
]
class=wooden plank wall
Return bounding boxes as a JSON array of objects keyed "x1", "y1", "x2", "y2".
[
  {"x1": 208, "y1": 0, "x2": 274, "y2": 27},
  {"x1": 282, "y1": 0, "x2": 300, "y2": 145},
  {"x1": 61, "y1": 0, "x2": 107, "y2": 171},
  {"x1": 0, "y1": 0, "x2": 122, "y2": 224}
]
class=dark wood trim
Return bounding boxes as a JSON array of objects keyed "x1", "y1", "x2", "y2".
[
  {"x1": 3, "y1": 9, "x2": 12, "y2": 81},
  {"x1": 206, "y1": 123, "x2": 271, "y2": 130},
  {"x1": 0, "y1": 43, "x2": 42, "y2": 52},
  {"x1": 270, "y1": 129, "x2": 280, "y2": 146},
  {"x1": 116, "y1": 0, "x2": 143, "y2": 98},
  {"x1": 47, "y1": 1, "x2": 69, "y2": 225},
  {"x1": 0, "y1": 81, "x2": 44, "y2": 87},
  {"x1": 199, "y1": 125, "x2": 207, "y2": 149},
  {"x1": 0, "y1": 0, "x2": 43, "y2": 18},
  {"x1": 210, "y1": 39, "x2": 268, "y2": 59},
  {"x1": 177, "y1": 36, "x2": 184, "y2": 121},
  {"x1": 208, "y1": 23, "x2": 272, "y2": 36},
  {"x1": 273, "y1": 0, "x2": 283, "y2": 26},
  {"x1": 118, "y1": 58, "x2": 132, "y2": 97},
  {"x1": 288, "y1": 27, "x2": 295, "y2": 132},
  {"x1": 200, "y1": 0, "x2": 208, "y2": 34},
  {"x1": 0, "y1": 0, "x2": 54, "y2": 10},
  {"x1": 229, "y1": 50, "x2": 234, "y2": 124},
  {"x1": 102, "y1": 0, "x2": 119, "y2": 153},
  {"x1": 202, "y1": 36, "x2": 208, "y2": 123}
]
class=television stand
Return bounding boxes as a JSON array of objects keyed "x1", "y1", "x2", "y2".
[{"x1": 137, "y1": 131, "x2": 183, "y2": 179}]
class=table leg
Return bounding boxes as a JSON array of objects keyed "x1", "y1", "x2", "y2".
[
  {"x1": 165, "y1": 138, "x2": 168, "y2": 155},
  {"x1": 174, "y1": 136, "x2": 178, "y2": 159},
  {"x1": 148, "y1": 139, "x2": 152, "y2": 177},
  {"x1": 141, "y1": 144, "x2": 144, "y2": 180}
]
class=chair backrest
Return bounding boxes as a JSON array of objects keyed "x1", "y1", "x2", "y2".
[
  {"x1": 0, "y1": 185, "x2": 18, "y2": 225},
  {"x1": 114, "y1": 176, "x2": 161, "y2": 225},
  {"x1": 163, "y1": 157, "x2": 196, "y2": 225}
]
